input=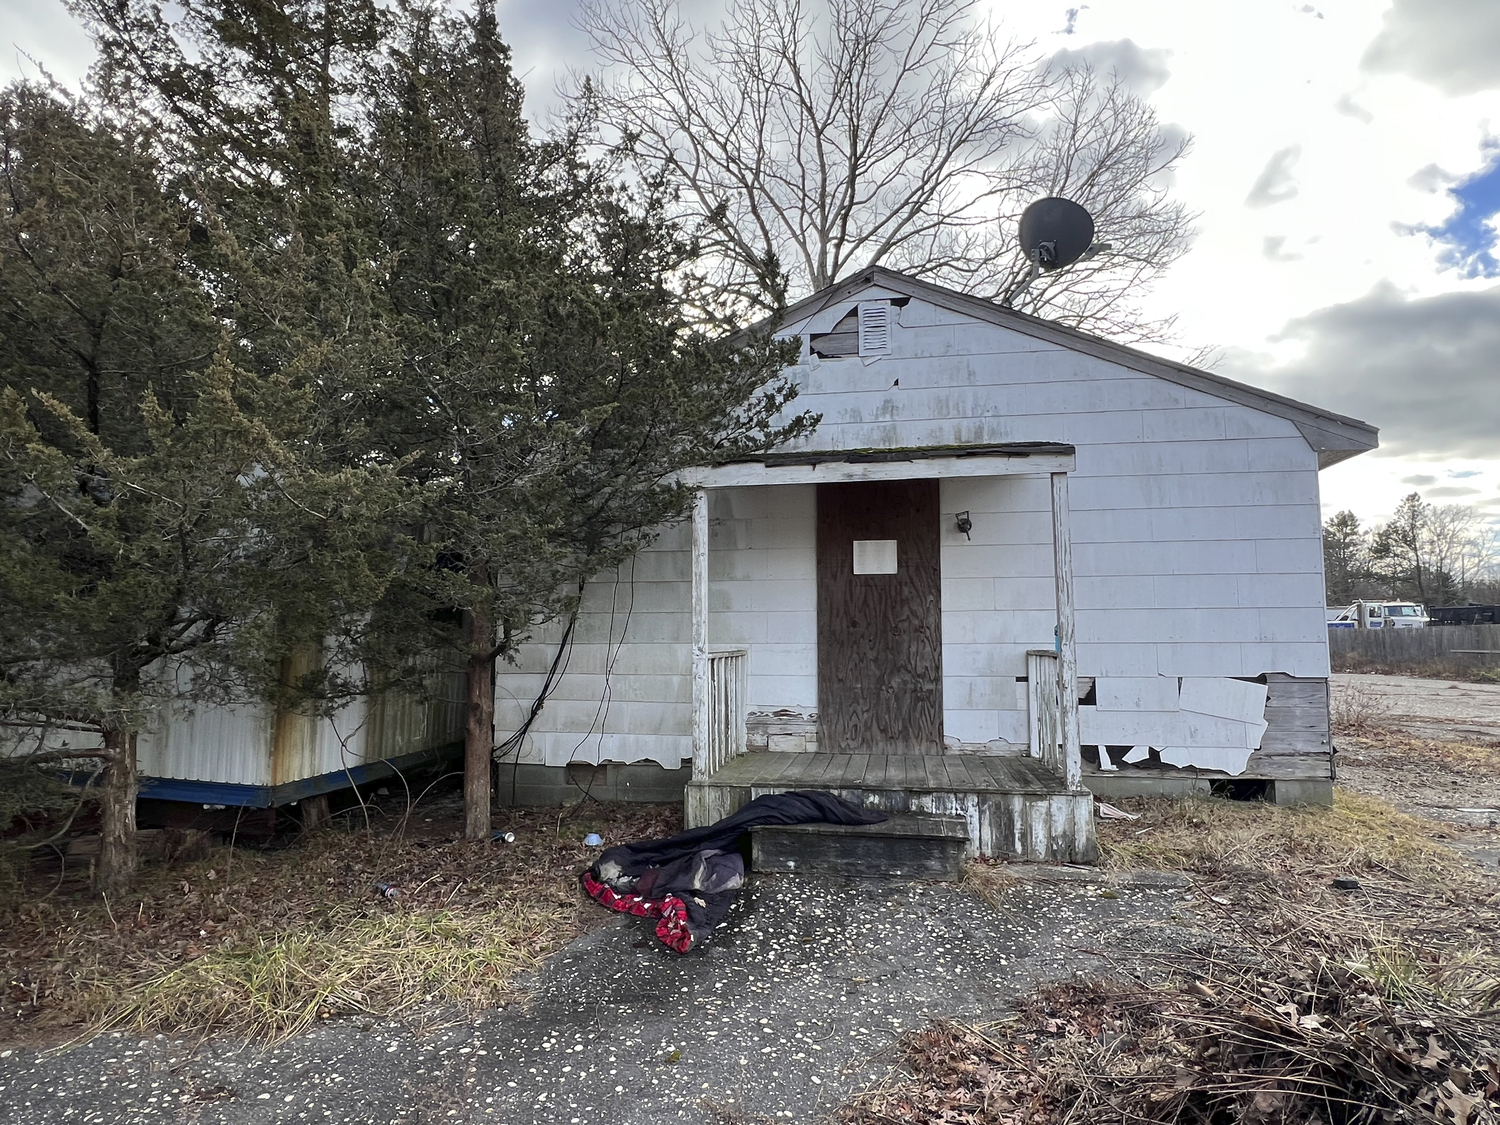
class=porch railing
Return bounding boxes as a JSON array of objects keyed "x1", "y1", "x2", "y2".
[
  {"x1": 693, "y1": 648, "x2": 748, "y2": 780},
  {"x1": 1026, "y1": 649, "x2": 1081, "y2": 789}
]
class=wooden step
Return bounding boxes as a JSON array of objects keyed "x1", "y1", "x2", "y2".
[
  {"x1": 686, "y1": 753, "x2": 1098, "y2": 863},
  {"x1": 750, "y1": 814, "x2": 969, "y2": 881}
]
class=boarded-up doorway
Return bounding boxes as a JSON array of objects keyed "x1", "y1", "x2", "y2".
[{"x1": 816, "y1": 479, "x2": 943, "y2": 754}]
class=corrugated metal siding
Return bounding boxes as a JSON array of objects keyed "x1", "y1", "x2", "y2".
[
  {"x1": 138, "y1": 702, "x2": 274, "y2": 787},
  {"x1": 9, "y1": 652, "x2": 468, "y2": 788},
  {"x1": 271, "y1": 646, "x2": 323, "y2": 786}
]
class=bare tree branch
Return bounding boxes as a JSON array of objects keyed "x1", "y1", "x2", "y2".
[{"x1": 578, "y1": 0, "x2": 1196, "y2": 342}]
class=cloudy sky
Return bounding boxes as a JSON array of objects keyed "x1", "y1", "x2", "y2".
[{"x1": 3, "y1": 0, "x2": 1498, "y2": 530}]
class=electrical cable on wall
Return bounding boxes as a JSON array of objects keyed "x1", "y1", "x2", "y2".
[
  {"x1": 493, "y1": 594, "x2": 581, "y2": 806},
  {"x1": 564, "y1": 550, "x2": 638, "y2": 805}
]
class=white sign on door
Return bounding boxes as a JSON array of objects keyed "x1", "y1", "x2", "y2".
[{"x1": 852, "y1": 539, "x2": 898, "y2": 575}]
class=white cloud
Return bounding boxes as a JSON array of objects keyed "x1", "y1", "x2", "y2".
[
  {"x1": 1361, "y1": 0, "x2": 1500, "y2": 97},
  {"x1": 1333, "y1": 93, "x2": 1373, "y2": 124},
  {"x1": 1048, "y1": 38, "x2": 1171, "y2": 95},
  {"x1": 1245, "y1": 146, "x2": 1302, "y2": 208},
  {"x1": 1262, "y1": 235, "x2": 1302, "y2": 262}
]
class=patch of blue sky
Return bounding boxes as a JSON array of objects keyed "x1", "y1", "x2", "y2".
[{"x1": 1427, "y1": 141, "x2": 1500, "y2": 278}]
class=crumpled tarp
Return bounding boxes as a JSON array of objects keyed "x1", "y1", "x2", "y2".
[{"x1": 580, "y1": 790, "x2": 886, "y2": 952}]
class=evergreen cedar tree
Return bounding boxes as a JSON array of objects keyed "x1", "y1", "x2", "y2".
[
  {"x1": 3, "y1": 0, "x2": 812, "y2": 894},
  {"x1": 0, "y1": 83, "x2": 412, "y2": 895}
]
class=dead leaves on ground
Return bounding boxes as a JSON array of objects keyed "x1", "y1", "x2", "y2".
[{"x1": 839, "y1": 964, "x2": 1500, "y2": 1125}]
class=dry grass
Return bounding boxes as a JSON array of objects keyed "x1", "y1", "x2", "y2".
[
  {"x1": 1341, "y1": 725, "x2": 1500, "y2": 770},
  {"x1": 1097, "y1": 789, "x2": 1459, "y2": 880},
  {"x1": 1332, "y1": 654, "x2": 1500, "y2": 684},
  {"x1": 1, "y1": 796, "x2": 679, "y2": 1044},
  {"x1": 837, "y1": 966, "x2": 1500, "y2": 1125},
  {"x1": 1098, "y1": 791, "x2": 1500, "y2": 1001},
  {"x1": 960, "y1": 859, "x2": 1016, "y2": 911},
  {"x1": 1329, "y1": 679, "x2": 1396, "y2": 735}
]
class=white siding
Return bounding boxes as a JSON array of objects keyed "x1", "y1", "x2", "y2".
[
  {"x1": 495, "y1": 488, "x2": 818, "y2": 768},
  {"x1": 493, "y1": 290, "x2": 1332, "y2": 768}
]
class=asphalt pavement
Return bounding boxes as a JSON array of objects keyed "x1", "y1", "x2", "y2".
[{"x1": 1, "y1": 870, "x2": 1197, "y2": 1125}]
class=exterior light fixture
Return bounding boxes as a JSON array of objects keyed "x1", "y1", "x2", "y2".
[{"x1": 955, "y1": 511, "x2": 972, "y2": 540}]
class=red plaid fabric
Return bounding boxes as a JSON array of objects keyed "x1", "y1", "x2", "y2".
[{"x1": 580, "y1": 871, "x2": 695, "y2": 953}]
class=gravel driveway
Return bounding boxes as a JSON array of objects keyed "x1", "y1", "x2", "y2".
[{"x1": 1332, "y1": 672, "x2": 1500, "y2": 743}]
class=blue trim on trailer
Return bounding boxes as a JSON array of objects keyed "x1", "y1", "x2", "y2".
[{"x1": 136, "y1": 743, "x2": 462, "y2": 808}]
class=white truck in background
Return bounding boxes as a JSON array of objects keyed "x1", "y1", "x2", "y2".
[{"x1": 1326, "y1": 601, "x2": 1430, "y2": 629}]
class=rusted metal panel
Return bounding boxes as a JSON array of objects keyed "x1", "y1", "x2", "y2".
[
  {"x1": 271, "y1": 646, "x2": 322, "y2": 787},
  {"x1": 135, "y1": 654, "x2": 465, "y2": 789}
]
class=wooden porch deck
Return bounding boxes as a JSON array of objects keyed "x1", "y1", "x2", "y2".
[{"x1": 686, "y1": 751, "x2": 1097, "y2": 864}]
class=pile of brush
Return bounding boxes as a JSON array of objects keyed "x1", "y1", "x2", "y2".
[{"x1": 840, "y1": 946, "x2": 1498, "y2": 1125}]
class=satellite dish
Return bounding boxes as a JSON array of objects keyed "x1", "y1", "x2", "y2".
[
  {"x1": 1017, "y1": 197, "x2": 1095, "y2": 271},
  {"x1": 1001, "y1": 196, "x2": 1101, "y2": 307}
]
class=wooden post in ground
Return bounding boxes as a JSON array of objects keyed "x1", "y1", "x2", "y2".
[
  {"x1": 300, "y1": 793, "x2": 331, "y2": 831},
  {"x1": 691, "y1": 489, "x2": 710, "y2": 784},
  {"x1": 1050, "y1": 472, "x2": 1081, "y2": 791}
]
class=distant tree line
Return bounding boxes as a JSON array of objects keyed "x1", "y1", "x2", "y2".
[{"x1": 1323, "y1": 494, "x2": 1500, "y2": 608}]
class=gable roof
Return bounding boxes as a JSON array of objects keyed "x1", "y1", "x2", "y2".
[{"x1": 776, "y1": 266, "x2": 1379, "y2": 469}]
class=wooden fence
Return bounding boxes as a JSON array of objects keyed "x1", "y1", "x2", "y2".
[{"x1": 1328, "y1": 624, "x2": 1500, "y2": 667}]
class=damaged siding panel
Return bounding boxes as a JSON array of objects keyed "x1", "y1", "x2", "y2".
[
  {"x1": 1095, "y1": 677, "x2": 1180, "y2": 712},
  {"x1": 1155, "y1": 644, "x2": 1258, "y2": 678},
  {"x1": 139, "y1": 703, "x2": 274, "y2": 787},
  {"x1": 1081, "y1": 709, "x2": 1182, "y2": 745},
  {"x1": 1083, "y1": 672, "x2": 1301, "y2": 777},
  {"x1": 1239, "y1": 642, "x2": 1331, "y2": 678}
]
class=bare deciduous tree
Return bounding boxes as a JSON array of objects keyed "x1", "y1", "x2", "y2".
[
  {"x1": 1369, "y1": 493, "x2": 1500, "y2": 605},
  {"x1": 1427, "y1": 503, "x2": 1500, "y2": 596},
  {"x1": 579, "y1": 0, "x2": 1195, "y2": 340}
]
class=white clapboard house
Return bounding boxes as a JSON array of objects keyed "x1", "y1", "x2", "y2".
[{"x1": 493, "y1": 267, "x2": 1377, "y2": 861}]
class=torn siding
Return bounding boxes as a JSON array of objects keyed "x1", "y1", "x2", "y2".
[{"x1": 1080, "y1": 674, "x2": 1270, "y2": 777}]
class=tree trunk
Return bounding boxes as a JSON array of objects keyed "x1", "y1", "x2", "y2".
[
  {"x1": 464, "y1": 599, "x2": 495, "y2": 841},
  {"x1": 97, "y1": 726, "x2": 138, "y2": 897}
]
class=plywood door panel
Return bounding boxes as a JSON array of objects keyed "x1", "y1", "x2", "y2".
[{"x1": 817, "y1": 480, "x2": 944, "y2": 754}]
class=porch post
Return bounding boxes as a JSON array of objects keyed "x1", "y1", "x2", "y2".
[
  {"x1": 690, "y1": 488, "x2": 710, "y2": 779},
  {"x1": 1050, "y1": 472, "x2": 1082, "y2": 790}
]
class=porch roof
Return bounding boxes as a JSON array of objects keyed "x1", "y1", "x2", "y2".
[{"x1": 678, "y1": 441, "x2": 1076, "y2": 489}]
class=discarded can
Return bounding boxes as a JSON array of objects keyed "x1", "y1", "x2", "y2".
[
  {"x1": 491, "y1": 831, "x2": 516, "y2": 844},
  {"x1": 373, "y1": 881, "x2": 399, "y2": 899},
  {"x1": 583, "y1": 833, "x2": 603, "y2": 847}
]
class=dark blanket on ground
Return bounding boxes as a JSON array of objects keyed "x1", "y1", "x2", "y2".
[{"x1": 580, "y1": 791, "x2": 886, "y2": 953}]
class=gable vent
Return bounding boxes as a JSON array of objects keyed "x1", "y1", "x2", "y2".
[{"x1": 857, "y1": 301, "x2": 892, "y2": 356}]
